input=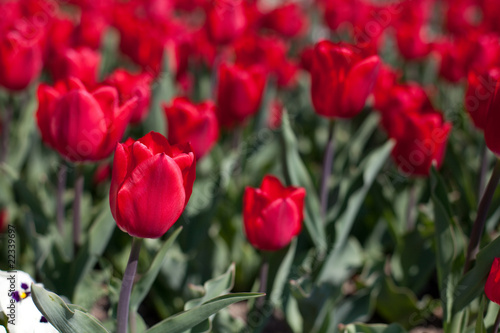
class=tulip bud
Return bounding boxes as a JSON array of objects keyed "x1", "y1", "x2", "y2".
[
  {"x1": 485, "y1": 258, "x2": 500, "y2": 304},
  {"x1": 109, "y1": 132, "x2": 196, "y2": 238},
  {"x1": 164, "y1": 97, "x2": 219, "y2": 160},
  {"x1": 243, "y1": 175, "x2": 305, "y2": 251},
  {"x1": 103, "y1": 69, "x2": 152, "y2": 124},
  {"x1": 36, "y1": 77, "x2": 136, "y2": 162},
  {"x1": 216, "y1": 63, "x2": 266, "y2": 128},
  {"x1": 465, "y1": 68, "x2": 500, "y2": 131},
  {"x1": 263, "y1": 3, "x2": 307, "y2": 38},
  {"x1": 310, "y1": 41, "x2": 380, "y2": 119},
  {"x1": 206, "y1": 0, "x2": 246, "y2": 45},
  {"x1": 0, "y1": 30, "x2": 43, "y2": 91},
  {"x1": 48, "y1": 47, "x2": 100, "y2": 89}
]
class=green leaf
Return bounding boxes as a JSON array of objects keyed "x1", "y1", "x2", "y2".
[
  {"x1": 340, "y1": 323, "x2": 407, "y2": 333},
  {"x1": 475, "y1": 296, "x2": 486, "y2": 333},
  {"x1": 281, "y1": 110, "x2": 326, "y2": 251},
  {"x1": 318, "y1": 141, "x2": 393, "y2": 284},
  {"x1": 145, "y1": 293, "x2": 264, "y2": 333},
  {"x1": 31, "y1": 284, "x2": 109, "y2": 333},
  {"x1": 130, "y1": 227, "x2": 183, "y2": 310}
]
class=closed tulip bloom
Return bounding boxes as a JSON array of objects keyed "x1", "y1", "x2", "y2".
[
  {"x1": 465, "y1": 68, "x2": 500, "y2": 131},
  {"x1": 164, "y1": 97, "x2": 219, "y2": 160},
  {"x1": 486, "y1": 258, "x2": 500, "y2": 304},
  {"x1": 206, "y1": 0, "x2": 246, "y2": 45},
  {"x1": 216, "y1": 63, "x2": 266, "y2": 127},
  {"x1": 103, "y1": 69, "x2": 152, "y2": 124},
  {"x1": 310, "y1": 41, "x2": 380, "y2": 119},
  {"x1": 0, "y1": 30, "x2": 43, "y2": 91},
  {"x1": 484, "y1": 76, "x2": 500, "y2": 156},
  {"x1": 48, "y1": 47, "x2": 100, "y2": 89},
  {"x1": 36, "y1": 77, "x2": 136, "y2": 162},
  {"x1": 243, "y1": 175, "x2": 305, "y2": 251},
  {"x1": 263, "y1": 3, "x2": 307, "y2": 38},
  {"x1": 110, "y1": 132, "x2": 196, "y2": 238}
]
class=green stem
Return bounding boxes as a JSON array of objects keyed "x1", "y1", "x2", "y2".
[
  {"x1": 73, "y1": 165, "x2": 84, "y2": 254},
  {"x1": 117, "y1": 237, "x2": 143, "y2": 333},
  {"x1": 320, "y1": 120, "x2": 336, "y2": 221},
  {"x1": 463, "y1": 158, "x2": 500, "y2": 273},
  {"x1": 57, "y1": 164, "x2": 67, "y2": 236}
]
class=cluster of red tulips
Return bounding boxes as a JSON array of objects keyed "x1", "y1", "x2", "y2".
[{"x1": 4, "y1": 0, "x2": 500, "y2": 331}]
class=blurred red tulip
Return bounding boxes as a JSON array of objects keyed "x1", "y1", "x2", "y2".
[
  {"x1": 263, "y1": 3, "x2": 307, "y2": 38},
  {"x1": 109, "y1": 132, "x2": 196, "y2": 239},
  {"x1": 103, "y1": 69, "x2": 152, "y2": 124},
  {"x1": 206, "y1": 0, "x2": 247, "y2": 45},
  {"x1": 484, "y1": 75, "x2": 500, "y2": 156},
  {"x1": 395, "y1": 25, "x2": 432, "y2": 60},
  {"x1": 243, "y1": 175, "x2": 305, "y2": 251},
  {"x1": 36, "y1": 77, "x2": 136, "y2": 162},
  {"x1": 93, "y1": 163, "x2": 111, "y2": 185},
  {"x1": 0, "y1": 30, "x2": 43, "y2": 91},
  {"x1": 310, "y1": 41, "x2": 380, "y2": 118},
  {"x1": 379, "y1": 84, "x2": 451, "y2": 177},
  {"x1": 0, "y1": 209, "x2": 6, "y2": 233},
  {"x1": 216, "y1": 63, "x2": 266, "y2": 127},
  {"x1": 48, "y1": 47, "x2": 100, "y2": 89},
  {"x1": 75, "y1": 9, "x2": 108, "y2": 49},
  {"x1": 373, "y1": 64, "x2": 401, "y2": 111},
  {"x1": 465, "y1": 68, "x2": 500, "y2": 131},
  {"x1": 164, "y1": 97, "x2": 219, "y2": 160},
  {"x1": 485, "y1": 258, "x2": 500, "y2": 304}
]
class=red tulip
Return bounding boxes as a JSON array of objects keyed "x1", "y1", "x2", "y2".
[
  {"x1": 103, "y1": 69, "x2": 152, "y2": 124},
  {"x1": 395, "y1": 24, "x2": 432, "y2": 60},
  {"x1": 379, "y1": 85, "x2": 451, "y2": 177},
  {"x1": 484, "y1": 75, "x2": 500, "y2": 156},
  {"x1": 164, "y1": 97, "x2": 219, "y2": 160},
  {"x1": 263, "y1": 3, "x2": 307, "y2": 38},
  {"x1": 373, "y1": 64, "x2": 400, "y2": 111},
  {"x1": 0, "y1": 29, "x2": 43, "y2": 91},
  {"x1": 48, "y1": 47, "x2": 100, "y2": 89},
  {"x1": 310, "y1": 41, "x2": 380, "y2": 118},
  {"x1": 216, "y1": 63, "x2": 266, "y2": 127},
  {"x1": 36, "y1": 77, "x2": 136, "y2": 162},
  {"x1": 206, "y1": 0, "x2": 247, "y2": 45},
  {"x1": 109, "y1": 132, "x2": 196, "y2": 239},
  {"x1": 75, "y1": 9, "x2": 108, "y2": 49},
  {"x1": 486, "y1": 258, "x2": 500, "y2": 304},
  {"x1": 465, "y1": 68, "x2": 500, "y2": 131},
  {"x1": 243, "y1": 175, "x2": 305, "y2": 251}
]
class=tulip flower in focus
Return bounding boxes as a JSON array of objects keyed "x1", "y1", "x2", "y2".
[
  {"x1": 36, "y1": 77, "x2": 136, "y2": 162},
  {"x1": 103, "y1": 69, "x2": 152, "y2": 124},
  {"x1": 310, "y1": 41, "x2": 380, "y2": 119},
  {"x1": 164, "y1": 97, "x2": 219, "y2": 160},
  {"x1": 216, "y1": 63, "x2": 266, "y2": 127},
  {"x1": 485, "y1": 258, "x2": 500, "y2": 304},
  {"x1": 109, "y1": 132, "x2": 196, "y2": 239},
  {"x1": 243, "y1": 175, "x2": 305, "y2": 251}
]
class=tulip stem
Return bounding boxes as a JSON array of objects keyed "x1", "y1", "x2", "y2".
[
  {"x1": 406, "y1": 182, "x2": 417, "y2": 231},
  {"x1": 320, "y1": 120, "x2": 336, "y2": 222},
  {"x1": 73, "y1": 165, "x2": 84, "y2": 254},
  {"x1": 117, "y1": 237, "x2": 142, "y2": 333},
  {"x1": 257, "y1": 255, "x2": 269, "y2": 307},
  {"x1": 463, "y1": 158, "x2": 500, "y2": 274},
  {"x1": 494, "y1": 308, "x2": 500, "y2": 332},
  {"x1": 57, "y1": 164, "x2": 67, "y2": 236},
  {"x1": 479, "y1": 142, "x2": 490, "y2": 198},
  {"x1": 0, "y1": 104, "x2": 12, "y2": 164}
]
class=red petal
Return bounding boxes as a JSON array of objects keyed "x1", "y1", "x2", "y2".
[
  {"x1": 110, "y1": 143, "x2": 129, "y2": 221},
  {"x1": 116, "y1": 153, "x2": 186, "y2": 238}
]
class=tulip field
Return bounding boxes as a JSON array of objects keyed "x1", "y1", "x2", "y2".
[{"x1": 3, "y1": 0, "x2": 500, "y2": 332}]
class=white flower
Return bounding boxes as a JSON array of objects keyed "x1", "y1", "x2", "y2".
[{"x1": 0, "y1": 270, "x2": 58, "y2": 333}]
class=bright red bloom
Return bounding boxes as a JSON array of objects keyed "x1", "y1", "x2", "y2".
[
  {"x1": 164, "y1": 97, "x2": 219, "y2": 160},
  {"x1": 103, "y1": 69, "x2": 152, "y2": 124},
  {"x1": 109, "y1": 132, "x2": 196, "y2": 239},
  {"x1": 206, "y1": 0, "x2": 247, "y2": 45},
  {"x1": 75, "y1": 9, "x2": 108, "y2": 49},
  {"x1": 48, "y1": 47, "x2": 100, "y2": 89},
  {"x1": 243, "y1": 175, "x2": 305, "y2": 251},
  {"x1": 263, "y1": 3, "x2": 307, "y2": 38},
  {"x1": 0, "y1": 29, "x2": 43, "y2": 91},
  {"x1": 216, "y1": 63, "x2": 266, "y2": 127},
  {"x1": 36, "y1": 77, "x2": 136, "y2": 162},
  {"x1": 395, "y1": 24, "x2": 432, "y2": 60},
  {"x1": 379, "y1": 84, "x2": 451, "y2": 177},
  {"x1": 486, "y1": 258, "x2": 500, "y2": 304},
  {"x1": 373, "y1": 64, "x2": 401, "y2": 111},
  {"x1": 310, "y1": 41, "x2": 380, "y2": 118},
  {"x1": 465, "y1": 68, "x2": 500, "y2": 131}
]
